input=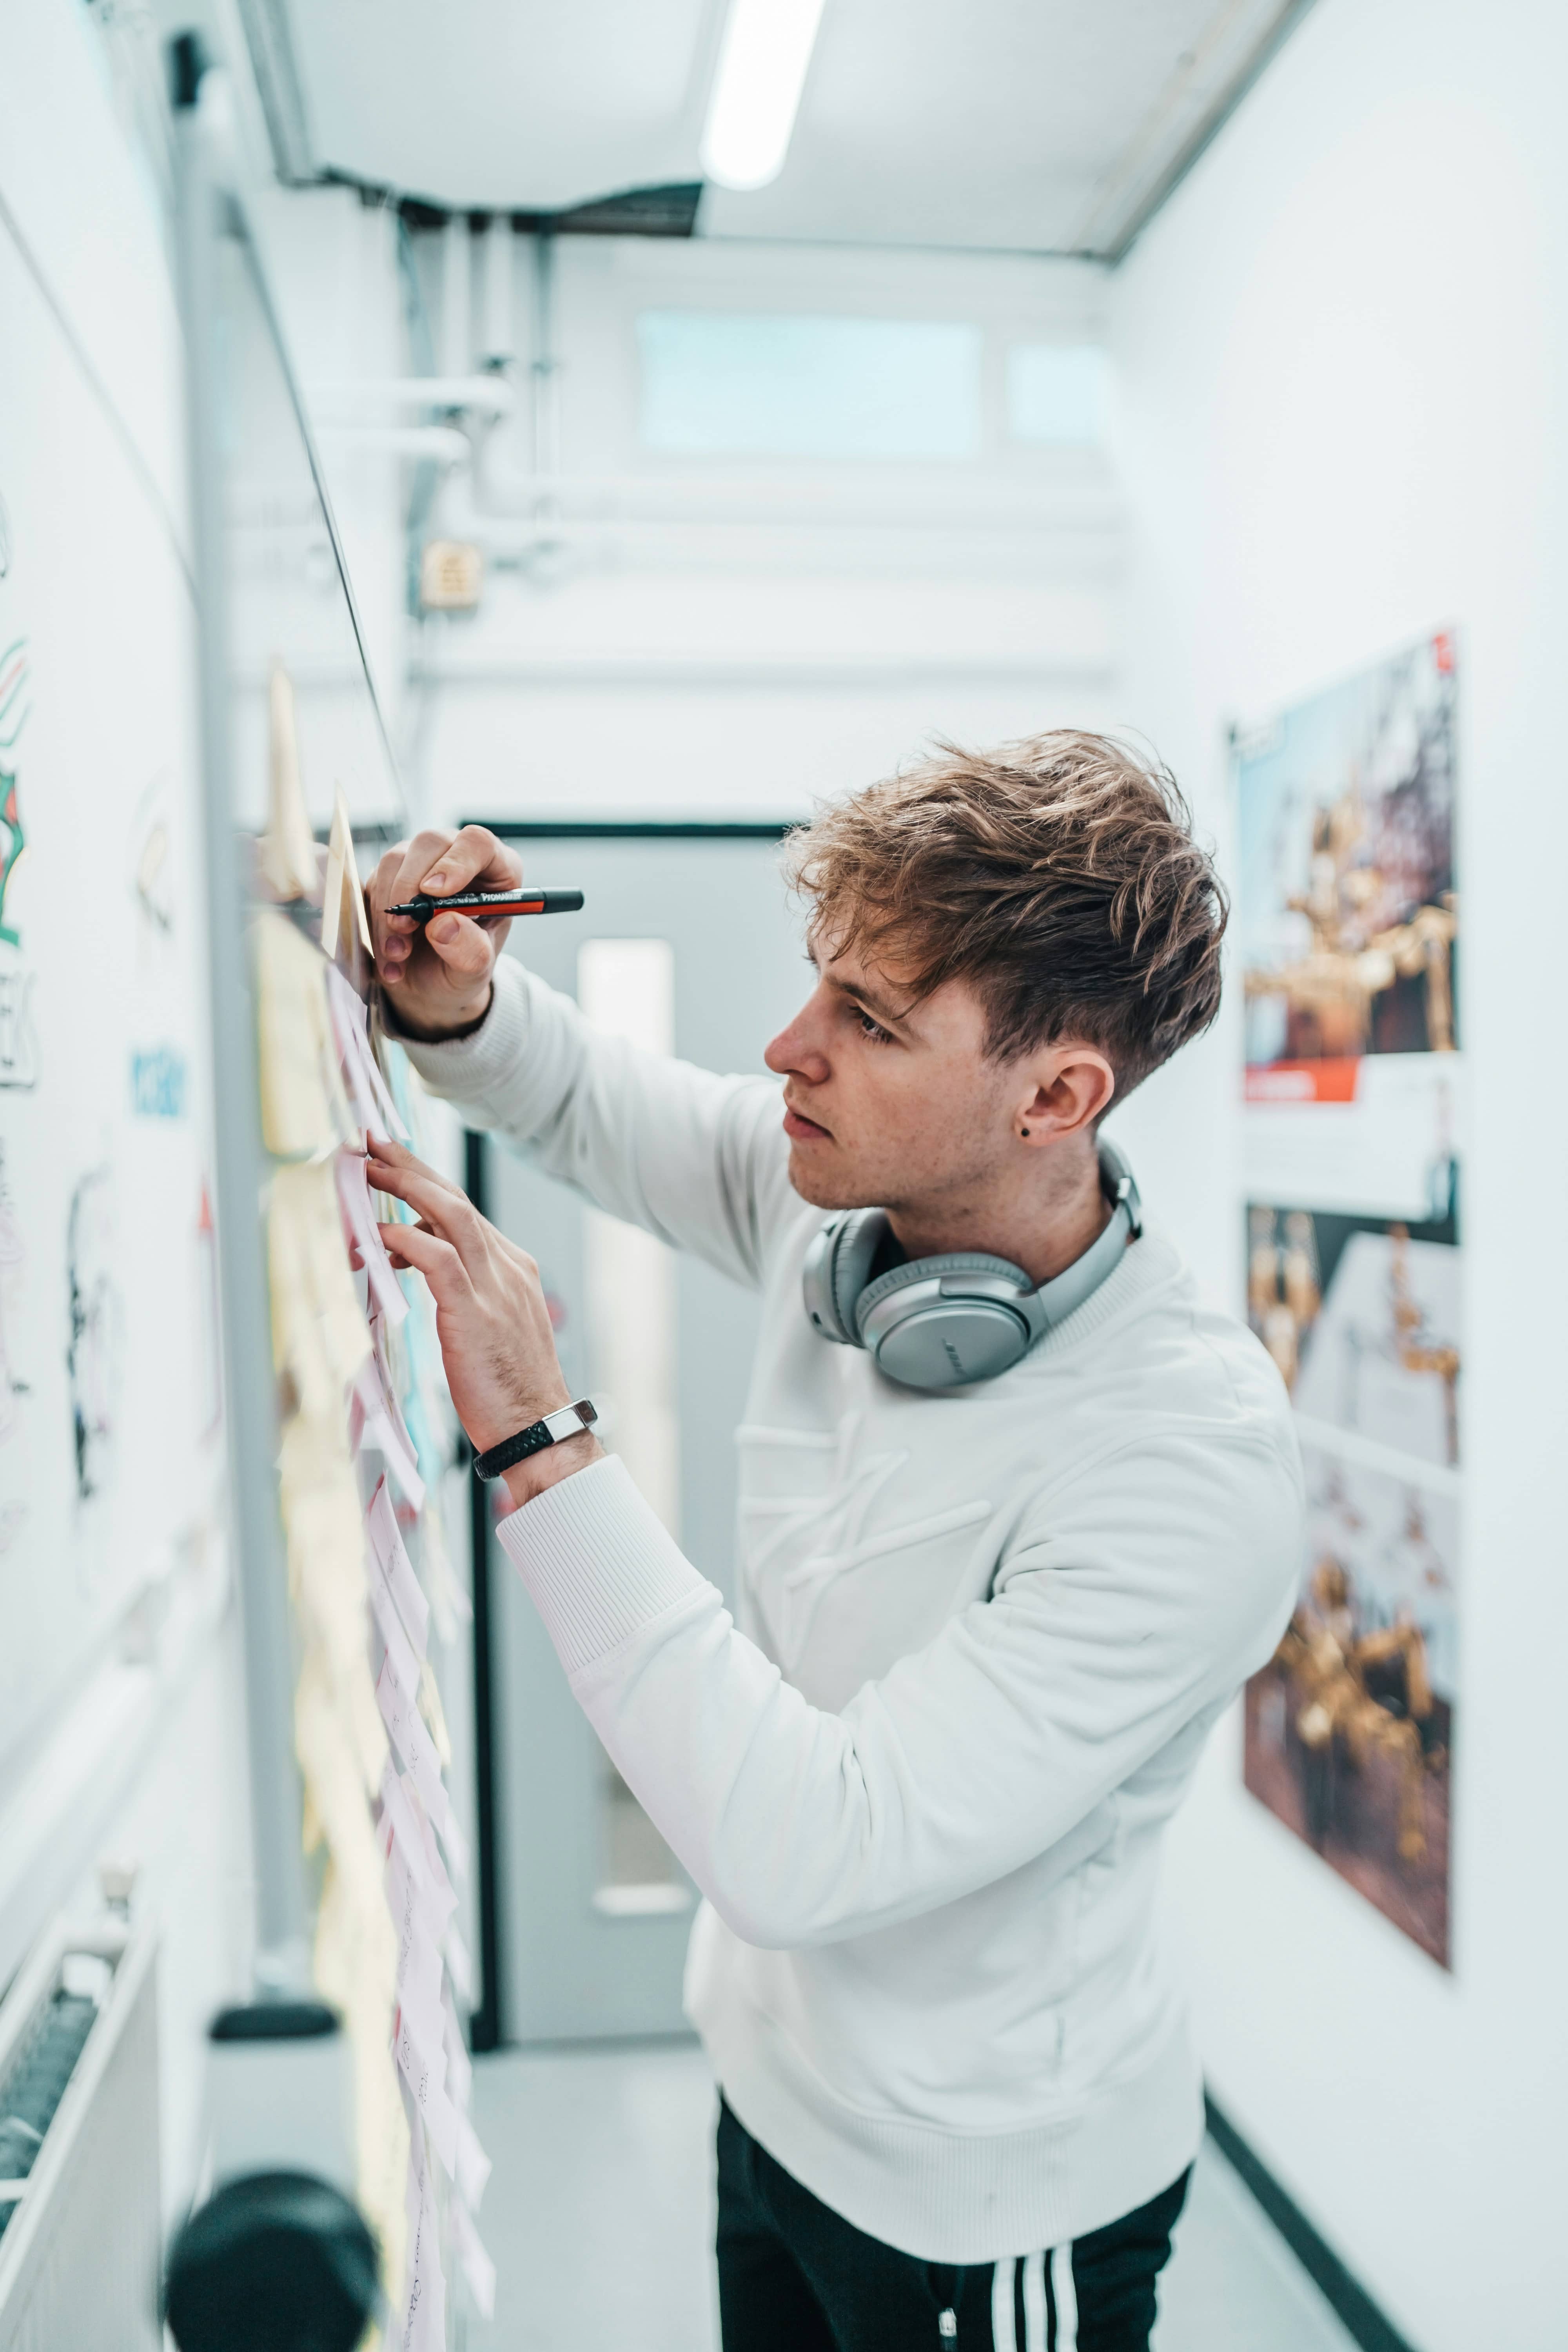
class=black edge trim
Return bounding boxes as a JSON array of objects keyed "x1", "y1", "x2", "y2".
[
  {"x1": 1205, "y1": 2094, "x2": 1420, "y2": 2352},
  {"x1": 464, "y1": 1129, "x2": 503, "y2": 2054},
  {"x1": 210, "y1": 2000, "x2": 338, "y2": 2042},
  {"x1": 464, "y1": 820, "x2": 802, "y2": 841}
]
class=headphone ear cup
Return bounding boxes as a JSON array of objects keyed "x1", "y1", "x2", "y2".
[
  {"x1": 829, "y1": 1210, "x2": 889, "y2": 1346},
  {"x1": 802, "y1": 1210, "x2": 889, "y2": 1347}
]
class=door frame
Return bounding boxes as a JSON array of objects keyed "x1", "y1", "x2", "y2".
[{"x1": 461, "y1": 819, "x2": 796, "y2": 2050}]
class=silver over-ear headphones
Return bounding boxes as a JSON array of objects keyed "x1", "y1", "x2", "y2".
[{"x1": 801, "y1": 1139, "x2": 1142, "y2": 1392}]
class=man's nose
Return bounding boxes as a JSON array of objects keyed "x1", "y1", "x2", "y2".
[{"x1": 764, "y1": 995, "x2": 829, "y2": 1084}]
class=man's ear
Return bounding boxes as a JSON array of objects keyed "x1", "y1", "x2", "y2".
[{"x1": 1014, "y1": 1045, "x2": 1116, "y2": 1145}]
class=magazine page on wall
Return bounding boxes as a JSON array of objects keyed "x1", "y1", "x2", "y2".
[{"x1": 1236, "y1": 629, "x2": 1460, "y2": 1969}]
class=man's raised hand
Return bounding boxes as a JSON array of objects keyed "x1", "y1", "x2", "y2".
[
  {"x1": 367, "y1": 823, "x2": 522, "y2": 1041},
  {"x1": 369, "y1": 1137, "x2": 602, "y2": 1508}
]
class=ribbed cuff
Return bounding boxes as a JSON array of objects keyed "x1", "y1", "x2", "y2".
[
  {"x1": 398, "y1": 957, "x2": 531, "y2": 1111},
  {"x1": 496, "y1": 1454, "x2": 705, "y2": 1678}
]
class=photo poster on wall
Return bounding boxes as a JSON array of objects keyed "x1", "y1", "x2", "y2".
[{"x1": 1235, "y1": 629, "x2": 1460, "y2": 1968}]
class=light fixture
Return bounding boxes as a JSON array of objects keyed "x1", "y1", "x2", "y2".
[{"x1": 700, "y1": 0, "x2": 828, "y2": 192}]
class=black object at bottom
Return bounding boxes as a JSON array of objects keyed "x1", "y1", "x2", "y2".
[
  {"x1": 1203, "y1": 2095, "x2": 1417, "y2": 2352},
  {"x1": 715, "y1": 2097, "x2": 1188, "y2": 2350},
  {"x1": 164, "y1": 2171, "x2": 379, "y2": 2352},
  {"x1": 464, "y1": 1130, "x2": 502, "y2": 2054}
]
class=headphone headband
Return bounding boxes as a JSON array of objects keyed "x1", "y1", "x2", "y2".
[{"x1": 801, "y1": 1140, "x2": 1142, "y2": 1391}]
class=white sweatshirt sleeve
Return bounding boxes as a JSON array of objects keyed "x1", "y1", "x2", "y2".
[
  {"x1": 497, "y1": 1440, "x2": 1302, "y2": 1949},
  {"x1": 398, "y1": 955, "x2": 797, "y2": 1288}
]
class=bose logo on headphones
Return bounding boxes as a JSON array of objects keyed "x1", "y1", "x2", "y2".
[{"x1": 942, "y1": 1340, "x2": 967, "y2": 1380}]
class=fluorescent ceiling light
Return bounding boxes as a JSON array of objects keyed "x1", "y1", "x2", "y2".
[{"x1": 700, "y1": 0, "x2": 828, "y2": 192}]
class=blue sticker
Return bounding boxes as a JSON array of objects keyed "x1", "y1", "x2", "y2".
[{"x1": 131, "y1": 1046, "x2": 187, "y2": 1119}]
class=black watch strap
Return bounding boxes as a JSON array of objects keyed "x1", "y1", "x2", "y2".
[{"x1": 472, "y1": 1399, "x2": 598, "y2": 1481}]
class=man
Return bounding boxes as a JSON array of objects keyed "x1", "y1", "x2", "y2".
[{"x1": 367, "y1": 733, "x2": 1302, "y2": 2352}]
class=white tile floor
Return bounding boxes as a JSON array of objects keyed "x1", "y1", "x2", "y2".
[{"x1": 461, "y1": 2043, "x2": 1359, "y2": 2352}]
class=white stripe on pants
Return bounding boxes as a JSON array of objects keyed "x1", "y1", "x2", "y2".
[
  {"x1": 995, "y1": 2244, "x2": 1076, "y2": 2352},
  {"x1": 1021, "y1": 2250, "x2": 1047, "y2": 2349},
  {"x1": 1051, "y1": 2244, "x2": 1078, "y2": 2351},
  {"x1": 991, "y1": 2256, "x2": 1018, "y2": 2352}
]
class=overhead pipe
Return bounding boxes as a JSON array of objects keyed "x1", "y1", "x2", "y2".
[
  {"x1": 316, "y1": 421, "x2": 471, "y2": 466},
  {"x1": 439, "y1": 211, "x2": 471, "y2": 379},
  {"x1": 480, "y1": 215, "x2": 515, "y2": 369},
  {"x1": 309, "y1": 376, "x2": 515, "y2": 417}
]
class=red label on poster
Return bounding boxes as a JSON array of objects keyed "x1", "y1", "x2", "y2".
[{"x1": 1244, "y1": 1058, "x2": 1362, "y2": 1105}]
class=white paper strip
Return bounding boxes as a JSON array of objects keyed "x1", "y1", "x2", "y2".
[
  {"x1": 442, "y1": 1987, "x2": 473, "y2": 2113},
  {"x1": 368, "y1": 1555, "x2": 422, "y2": 1706},
  {"x1": 384, "y1": 1835, "x2": 445, "y2": 2053},
  {"x1": 376, "y1": 1658, "x2": 467, "y2": 1884},
  {"x1": 394, "y1": 1999, "x2": 459, "y2": 2178},
  {"x1": 367, "y1": 1475, "x2": 430, "y2": 1650},
  {"x1": 378, "y1": 1761, "x2": 458, "y2": 1933},
  {"x1": 336, "y1": 1149, "x2": 408, "y2": 1325},
  {"x1": 456, "y1": 2109, "x2": 492, "y2": 2214},
  {"x1": 352, "y1": 1356, "x2": 425, "y2": 1510},
  {"x1": 325, "y1": 963, "x2": 410, "y2": 1140},
  {"x1": 445, "y1": 1923, "x2": 474, "y2": 2005},
  {"x1": 397, "y1": 2081, "x2": 448, "y2": 2352},
  {"x1": 452, "y1": 2196, "x2": 496, "y2": 2321}
]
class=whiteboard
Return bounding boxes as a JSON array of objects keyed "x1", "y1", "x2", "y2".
[{"x1": 0, "y1": 212, "x2": 219, "y2": 1789}]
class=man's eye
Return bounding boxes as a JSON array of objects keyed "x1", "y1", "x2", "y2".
[{"x1": 854, "y1": 1007, "x2": 893, "y2": 1045}]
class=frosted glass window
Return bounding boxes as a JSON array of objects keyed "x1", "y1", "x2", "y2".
[
  {"x1": 637, "y1": 311, "x2": 983, "y2": 461},
  {"x1": 579, "y1": 938, "x2": 689, "y2": 1912},
  {"x1": 577, "y1": 938, "x2": 681, "y2": 1539},
  {"x1": 1007, "y1": 343, "x2": 1110, "y2": 446}
]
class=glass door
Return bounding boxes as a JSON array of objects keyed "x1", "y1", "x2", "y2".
[{"x1": 475, "y1": 829, "x2": 806, "y2": 2041}]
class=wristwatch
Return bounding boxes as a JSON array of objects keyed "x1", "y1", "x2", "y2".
[{"x1": 472, "y1": 1399, "x2": 599, "y2": 1482}]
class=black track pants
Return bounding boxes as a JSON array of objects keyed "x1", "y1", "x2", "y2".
[{"x1": 715, "y1": 2098, "x2": 1189, "y2": 2352}]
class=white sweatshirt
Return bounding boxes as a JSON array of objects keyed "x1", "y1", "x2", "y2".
[{"x1": 405, "y1": 958, "x2": 1303, "y2": 2264}]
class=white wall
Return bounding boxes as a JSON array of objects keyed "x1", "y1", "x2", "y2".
[
  {"x1": 1111, "y1": 3, "x2": 1568, "y2": 2345},
  {"x1": 410, "y1": 236, "x2": 1125, "y2": 824},
  {"x1": 0, "y1": 0, "x2": 253, "y2": 2222}
]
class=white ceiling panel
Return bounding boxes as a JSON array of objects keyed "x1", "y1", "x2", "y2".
[{"x1": 277, "y1": 0, "x2": 1312, "y2": 257}]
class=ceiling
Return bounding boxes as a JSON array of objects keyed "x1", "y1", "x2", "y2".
[{"x1": 263, "y1": 0, "x2": 1314, "y2": 260}]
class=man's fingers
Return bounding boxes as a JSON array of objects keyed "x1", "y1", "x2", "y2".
[
  {"x1": 368, "y1": 1151, "x2": 482, "y2": 1254},
  {"x1": 379, "y1": 1220, "x2": 467, "y2": 1298},
  {"x1": 422, "y1": 911, "x2": 494, "y2": 978},
  {"x1": 419, "y1": 824, "x2": 521, "y2": 898}
]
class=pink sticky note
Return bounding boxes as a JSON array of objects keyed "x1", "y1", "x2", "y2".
[
  {"x1": 335, "y1": 1149, "x2": 408, "y2": 1327},
  {"x1": 367, "y1": 1475, "x2": 430, "y2": 1648},
  {"x1": 352, "y1": 1361, "x2": 424, "y2": 1510},
  {"x1": 367, "y1": 1553, "x2": 421, "y2": 1704}
]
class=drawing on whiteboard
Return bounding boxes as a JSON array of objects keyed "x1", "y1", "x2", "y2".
[
  {"x1": 0, "y1": 637, "x2": 38, "y2": 1089},
  {"x1": 0, "y1": 971, "x2": 40, "y2": 1092},
  {"x1": 67, "y1": 1166, "x2": 123, "y2": 1502},
  {"x1": 0, "y1": 1149, "x2": 29, "y2": 1448},
  {"x1": 0, "y1": 646, "x2": 28, "y2": 951},
  {"x1": 130, "y1": 1046, "x2": 189, "y2": 1118},
  {"x1": 129, "y1": 770, "x2": 174, "y2": 943}
]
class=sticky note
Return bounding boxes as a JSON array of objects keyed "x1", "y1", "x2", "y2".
[{"x1": 336, "y1": 1150, "x2": 408, "y2": 1328}]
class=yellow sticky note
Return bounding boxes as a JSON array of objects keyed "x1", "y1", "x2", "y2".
[
  {"x1": 260, "y1": 662, "x2": 321, "y2": 903},
  {"x1": 321, "y1": 789, "x2": 373, "y2": 964}
]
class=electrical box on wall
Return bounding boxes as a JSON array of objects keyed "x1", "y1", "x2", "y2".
[{"x1": 419, "y1": 539, "x2": 483, "y2": 613}]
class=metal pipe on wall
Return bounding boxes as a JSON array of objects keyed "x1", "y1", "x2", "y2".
[
  {"x1": 172, "y1": 49, "x2": 309, "y2": 1984},
  {"x1": 439, "y1": 211, "x2": 472, "y2": 380},
  {"x1": 480, "y1": 214, "x2": 515, "y2": 368}
]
